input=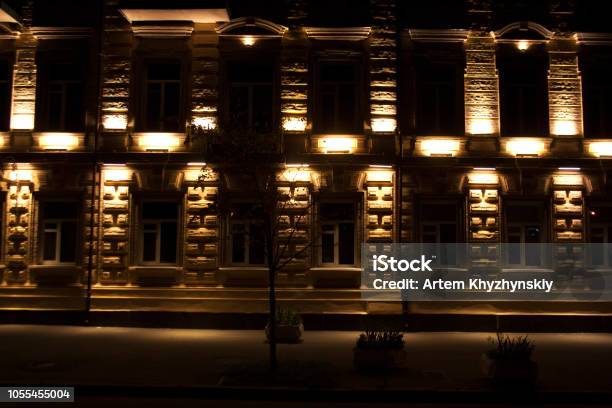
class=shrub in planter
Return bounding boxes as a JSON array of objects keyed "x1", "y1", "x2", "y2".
[
  {"x1": 482, "y1": 332, "x2": 538, "y2": 385},
  {"x1": 353, "y1": 329, "x2": 406, "y2": 370},
  {"x1": 265, "y1": 306, "x2": 303, "y2": 344}
]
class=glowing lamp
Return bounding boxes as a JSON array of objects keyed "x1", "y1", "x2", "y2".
[
  {"x1": 9, "y1": 169, "x2": 33, "y2": 182},
  {"x1": 241, "y1": 35, "x2": 255, "y2": 46},
  {"x1": 11, "y1": 113, "x2": 34, "y2": 130},
  {"x1": 282, "y1": 168, "x2": 311, "y2": 182},
  {"x1": 319, "y1": 137, "x2": 357, "y2": 153},
  {"x1": 282, "y1": 117, "x2": 307, "y2": 132},
  {"x1": 103, "y1": 114, "x2": 128, "y2": 130},
  {"x1": 0, "y1": 135, "x2": 4, "y2": 148},
  {"x1": 192, "y1": 116, "x2": 216, "y2": 130},
  {"x1": 468, "y1": 171, "x2": 499, "y2": 185},
  {"x1": 589, "y1": 142, "x2": 612, "y2": 158},
  {"x1": 552, "y1": 120, "x2": 579, "y2": 136},
  {"x1": 39, "y1": 133, "x2": 79, "y2": 150},
  {"x1": 467, "y1": 118, "x2": 495, "y2": 135},
  {"x1": 103, "y1": 165, "x2": 131, "y2": 182},
  {"x1": 517, "y1": 40, "x2": 530, "y2": 51},
  {"x1": 420, "y1": 139, "x2": 460, "y2": 157},
  {"x1": 371, "y1": 118, "x2": 396, "y2": 133},
  {"x1": 553, "y1": 174, "x2": 583, "y2": 186},
  {"x1": 506, "y1": 139, "x2": 545, "y2": 157},
  {"x1": 138, "y1": 133, "x2": 180, "y2": 151},
  {"x1": 367, "y1": 170, "x2": 393, "y2": 183}
]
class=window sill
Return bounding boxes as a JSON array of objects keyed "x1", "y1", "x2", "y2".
[
  {"x1": 310, "y1": 266, "x2": 361, "y2": 272},
  {"x1": 129, "y1": 266, "x2": 180, "y2": 286}
]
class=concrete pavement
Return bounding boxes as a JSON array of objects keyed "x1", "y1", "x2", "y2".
[{"x1": 0, "y1": 325, "x2": 611, "y2": 402}]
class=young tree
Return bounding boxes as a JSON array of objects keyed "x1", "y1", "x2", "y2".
[{"x1": 190, "y1": 125, "x2": 312, "y2": 371}]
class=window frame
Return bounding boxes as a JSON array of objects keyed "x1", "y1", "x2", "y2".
[
  {"x1": 225, "y1": 201, "x2": 266, "y2": 267},
  {"x1": 317, "y1": 199, "x2": 359, "y2": 267},
  {"x1": 587, "y1": 202, "x2": 612, "y2": 267},
  {"x1": 142, "y1": 60, "x2": 184, "y2": 132},
  {"x1": 139, "y1": 200, "x2": 180, "y2": 266},
  {"x1": 38, "y1": 198, "x2": 81, "y2": 266},
  {"x1": 503, "y1": 200, "x2": 548, "y2": 268}
]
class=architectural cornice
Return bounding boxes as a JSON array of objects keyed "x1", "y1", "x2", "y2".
[
  {"x1": 216, "y1": 17, "x2": 287, "y2": 36},
  {"x1": 408, "y1": 29, "x2": 469, "y2": 43},
  {"x1": 494, "y1": 21, "x2": 554, "y2": 40},
  {"x1": 131, "y1": 22, "x2": 194, "y2": 38},
  {"x1": 304, "y1": 27, "x2": 371, "y2": 41},
  {"x1": 31, "y1": 27, "x2": 92, "y2": 40},
  {"x1": 577, "y1": 32, "x2": 612, "y2": 45}
]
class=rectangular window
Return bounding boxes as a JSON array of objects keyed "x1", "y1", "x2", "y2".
[
  {"x1": 41, "y1": 201, "x2": 79, "y2": 264},
  {"x1": 141, "y1": 201, "x2": 178, "y2": 264},
  {"x1": 588, "y1": 205, "x2": 612, "y2": 266},
  {"x1": 229, "y1": 203, "x2": 265, "y2": 265},
  {"x1": 45, "y1": 63, "x2": 83, "y2": 131},
  {"x1": 320, "y1": 202, "x2": 355, "y2": 265},
  {"x1": 420, "y1": 202, "x2": 460, "y2": 265},
  {"x1": 505, "y1": 203, "x2": 545, "y2": 267},
  {"x1": 316, "y1": 62, "x2": 360, "y2": 134},
  {"x1": 227, "y1": 61, "x2": 274, "y2": 132},
  {"x1": 499, "y1": 51, "x2": 548, "y2": 137},
  {"x1": 0, "y1": 60, "x2": 11, "y2": 131},
  {"x1": 416, "y1": 63, "x2": 461, "y2": 135},
  {"x1": 583, "y1": 68, "x2": 612, "y2": 137},
  {"x1": 145, "y1": 62, "x2": 181, "y2": 132}
]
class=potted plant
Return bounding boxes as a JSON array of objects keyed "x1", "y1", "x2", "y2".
[
  {"x1": 353, "y1": 329, "x2": 406, "y2": 370},
  {"x1": 265, "y1": 306, "x2": 303, "y2": 343},
  {"x1": 482, "y1": 332, "x2": 538, "y2": 385}
]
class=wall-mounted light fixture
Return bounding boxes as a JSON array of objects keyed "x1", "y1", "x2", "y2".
[
  {"x1": 137, "y1": 133, "x2": 180, "y2": 151},
  {"x1": 319, "y1": 137, "x2": 357, "y2": 154},
  {"x1": 282, "y1": 117, "x2": 307, "y2": 132},
  {"x1": 517, "y1": 40, "x2": 530, "y2": 51},
  {"x1": 588, "y1": 141, "x2": 612, "y2": 158},
  {"x1": 102, "y1": 114, "x2": 128, "y2": 131},
  {"x1": 506, "y1": 139, "x2": 545, "y2": 157},
  {"x1": 103, "y1": 163, "x2": 131, "y2": 182},
  {"x1": 38, "y1": 133, "x2": 79, "y2": 151},
  {"x1": 241, "y1": 35, "x2": 255, "y2": 46},
  {"x1": 371, "y1": 118, "x2": 396, "y2": 133},
  {"x1": 192, "y1": 116, "x2": 216, "y2": 130},
  {"x1": 420, "y1": 139, "x2": 460, "y2": 157}
]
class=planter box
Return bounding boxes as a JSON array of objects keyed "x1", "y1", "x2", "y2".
[
  {"x1": 353, "y1": 348, "x2": 407, "y2": 370},
  {"x1": 481, "y1": 354, "x2": 538, "y2": 384},
  {"x1": 29, "y1": 265, "x2": 82, "y2": 286},
  {"x1": 265, "y1": 323, "x2": 303, "y2": 343}
]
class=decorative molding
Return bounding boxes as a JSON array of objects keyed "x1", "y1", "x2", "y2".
[
  {"x1": 0, "y1": 23, "x2": 18, "y2": 39},
  {"x1": 305, "y1": 27, "x2": 371, "y2": 41},
  {"x1": 31, "y1": 26, "x2": 92, "y2": 39},
  {"x1": 131, "y1": 23, "x2": 194, "y2": 38},
  {"x1": 494, "y1": 21, "x2": 554, "y2": 40},
  {"x1": 576, "y1": 32, "x2": 612, "y2": 45},
  {"x1": 408, "y1": 29, "x2": 469, "y2": 43},
  {"x1": 216, "y1": 17, "x2": 287, "y2": 36}
]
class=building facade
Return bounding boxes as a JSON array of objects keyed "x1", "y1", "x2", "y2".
[{"x1": 0, "y1": 0, "x2": 611, "y2": 314}]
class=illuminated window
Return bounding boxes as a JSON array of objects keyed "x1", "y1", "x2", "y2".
[
  {"x1": 228, "y1": 202, "x2": 265, "y2": 265},
  {"x1": 416, "y1": 62, "x2": 463, "y2": 135},
  {"x1": 141, "y1": 202, "x2": 178, "y2": 264},
  {"x1": 0, "y1": 60, "x2": 11, "y2": 131},
  {"x1": 588, "y1": 205, "x2": 612, "y2": 266},
  {"x1": 505, "y1": 202, "x2": 546, "y2": 267},
  {"x1": 498, "y1": 46, "x2": 548, "y2": 137},
  {"x1": 226, "y1": 61, "x2": 274, "y2": 132},
  {"x1": 41, "y1": 201, "x2": 79, "y2": 264},
  {"x1": 144, "y1": 62, "x2": 182, "y2": 132},
  {"x1": 315, "y1": 62, "x2": 361, "y2": 133},
  {"x1": 38, "y1": 62, "x2": 84, "y2": 131},
  {"x1": 319, "y1": 202, "x2": 356, "y2": 266}
]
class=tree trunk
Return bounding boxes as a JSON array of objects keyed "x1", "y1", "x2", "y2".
[{"x1": 265, "y1": 218, "x2": 277, "y2": 372}]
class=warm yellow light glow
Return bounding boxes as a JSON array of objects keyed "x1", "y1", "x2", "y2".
[
  {"x1": 552, "y1": 120, "x2": 579, "y2": 136},
  {"x1": 420, "y1": 139, "x2": 460, "y2": 157},
  {"x1": 187, "y1": 162, "x2": 207, "y2": 167},
  {"x1": 517, "y1": 40, "x2": 530, "y2": 51},
  {"x1": 286, "y1": 163, "x2": 309, "y2": 168},
  {"x1": 9, "y1": 169, "x2": 32, "y2": 181},
  {"x1": 11, "y1": 113, "x2": 34, "y2": 130},
  {"x1": 104, "y1": 166, "x2": 131, "y2": 182},
  {"x1": 282, "y1": 117, "x2": 307, "y2": 132},
  {"x1": 241, "y1": 35, "x2": 255, "y2": 46},
  {"x1": 192, "y1": 116, "x2": 217, "y2": 130},
  {"x1": 282, "y1": 168, "x2": 311, "y2": 182},
  {"x1": 103, "y1": 114, "x2": 128, "y2": 130},
  {"x1": 137, "y1": 133, "x2": 180, "y2": 151},
  {"x1": 553, "y1": 174, "x2": 583, "y2": 186},
  {"x1": 589, "y1": 141, "x2": 612, "y2": 157},
  {"x1": 371, "y1": 118, "x2": 397, "y2": 133},
  {"x1": 367, "y1": 170, "x2": 393, "y2": 182},
  {"x1": 468, "y1": 171, "x2": 499, "y2": 185},
  {"x1": 0, "y1": 135, "x2": 4, "y2": 148},
  {"x1": 319, "y1": 137, "x2": 357, "y2": 153},
  {"x1": 38, "y1": 133, "x2": 79, "y2": 150},
  {"x1": 506, "y1": 139, "x2": 545, "y2": 157},
  {"x1": 467, "y1": 118, "x2": 495, "y2": 135}
]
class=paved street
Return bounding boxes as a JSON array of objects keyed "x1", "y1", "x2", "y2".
[{"x1": 0, "y1": 325, "x2": 611, "y2": 405}]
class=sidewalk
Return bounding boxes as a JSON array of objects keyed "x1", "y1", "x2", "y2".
[{"x1": 0, "y1": 325, "x2": 611, "y2": 398}]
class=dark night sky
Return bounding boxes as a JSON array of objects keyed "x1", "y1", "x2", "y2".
[{"x1": 1, "y1": 0, "x2": 610, "y2": 33}]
